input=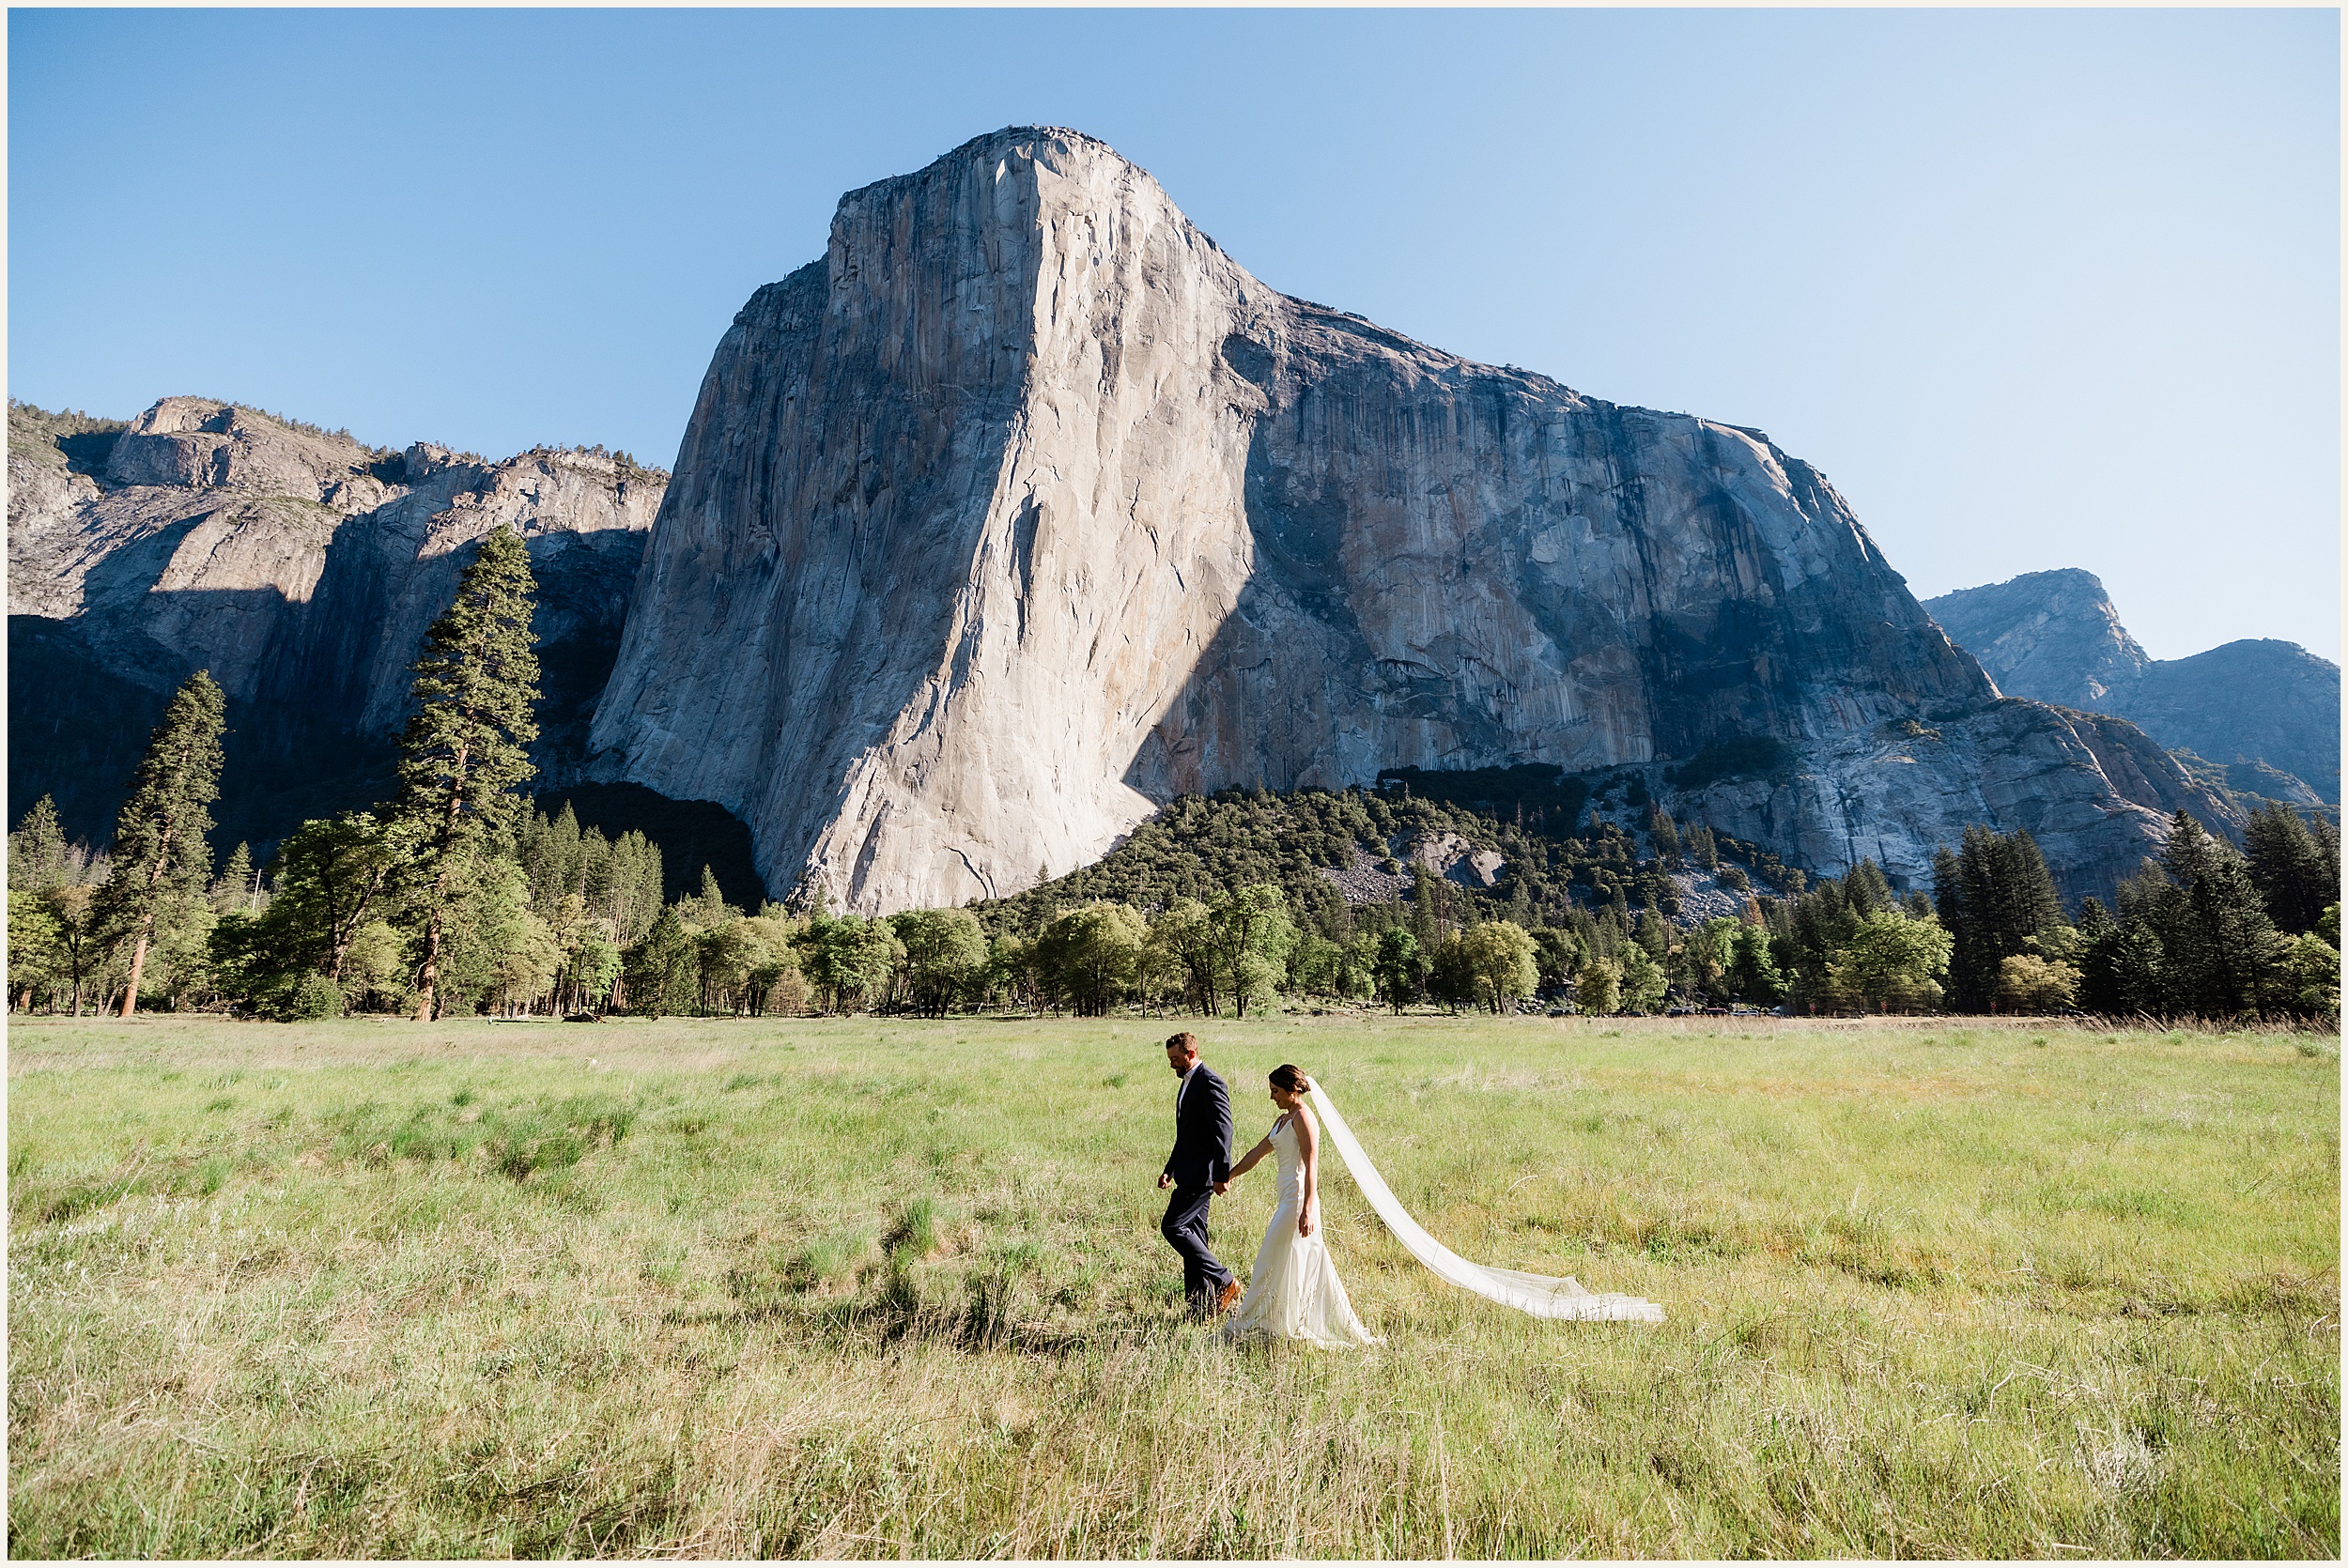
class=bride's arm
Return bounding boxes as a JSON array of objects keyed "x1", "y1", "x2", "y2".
[
  {"x1": 1296, "y1": 1110, "x2": 1320, "y2": 1237},
  {"x1": 1224, "y1": 1132, "x2": 1275, "y2": 1186}
]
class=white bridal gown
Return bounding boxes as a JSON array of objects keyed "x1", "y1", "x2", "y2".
[
  {"x1": 1307, "y1": 1084, "x2": 1663, "y2": 1325},
  {"x1": 1220, "y1": 1109, "x2": 1380, "y2": 1347}
]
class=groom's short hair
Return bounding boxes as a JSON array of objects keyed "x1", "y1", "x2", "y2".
[{"x1": 1166, "y1": 1031, "x2": 1198, "y2": 1055}]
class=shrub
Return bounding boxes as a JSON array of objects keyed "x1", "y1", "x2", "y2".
[
  {"x1": 1995, "y1": 954, "x2": 2080, "y2": 1014},
  {"x1": 281, "y1": 973, "x2": 343, "y2": 1022}
]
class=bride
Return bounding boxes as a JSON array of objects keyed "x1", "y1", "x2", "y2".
[
  {"x1": 1216, "y1": 1063, "x2": 1665, "y2": 1342},
  {"x1": 1214, "y1": 1065, "x2": 1378, "y2": 1346}
]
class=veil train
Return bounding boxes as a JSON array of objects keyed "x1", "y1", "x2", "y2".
[{"x1": 1307, "y1": 1084, "x2": 1664, "y2": 1324}]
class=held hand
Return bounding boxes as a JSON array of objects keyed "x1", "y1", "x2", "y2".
[
  {"x1": 1213, "y1": 1179, "x2": 1230, "y2": 1195},
  {"x1": 1157, "y1": 1172, "x2": 1172, "y2": 1190}
]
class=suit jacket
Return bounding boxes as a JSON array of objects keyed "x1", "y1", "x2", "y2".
[{"x1": 1164, "y1": 1063, "x2": 1234, "y2": 1189}]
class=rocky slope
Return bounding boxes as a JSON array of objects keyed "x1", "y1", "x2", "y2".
[
  {"x1": 1925, "y1": 570, "x2": 2340, "y2": 804},
  {"x1": 8, "y1": 397, "x2": 664, "y2": 852},
  {"x1": 593, "y1": 125, "x2": 2237, "y2": 911}
]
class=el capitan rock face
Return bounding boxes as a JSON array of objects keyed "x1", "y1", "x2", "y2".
[
  {"x1": 593, "y1": 126, "x2": 2235, "y2": 910},
  {"x1": 1926, "y1": 570, "x2": 2340, "y2": 804}
]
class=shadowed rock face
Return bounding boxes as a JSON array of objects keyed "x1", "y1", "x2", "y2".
[
  {"x1": 2124, "y1": 643, "x2": 2340, "y2": 804},
  {"x1": 1927, "y1": 571, "x2": 2340, "y2": 804},
  {"x1": 8, "y1": 398, "x2": 664, "y2": 851},
  {"x1": 595, "y1": 126, "x2": 2236, "y2": 911}
]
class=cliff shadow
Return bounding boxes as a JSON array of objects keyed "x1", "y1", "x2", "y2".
[
  {"x1": 8, "y1": 607, "x2": 398, "y2": 856},
  {"x1": 13, "y1": 514, "x2": 650, "y2": 859},
  {"x1": 531, "y1": 781, "x2": 767, "y2": 909}
]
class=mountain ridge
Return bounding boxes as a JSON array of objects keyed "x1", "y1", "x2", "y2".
[{"x1": 1924, "y1": 569, "x2": 2340, "y2": 805}]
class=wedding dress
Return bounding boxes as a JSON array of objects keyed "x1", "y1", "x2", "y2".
[
  {"x1": 1219, "y1": 1109, "x2": 1380, "y2": 1347},
  {"x1": 1308, "y1": 1084, "x2": 1664, "y2": 1325}
]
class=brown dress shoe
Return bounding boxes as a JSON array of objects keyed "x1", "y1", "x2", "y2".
[{"x1": 1213, "y1": 1277, "x2": 1243, "y2": 1315}]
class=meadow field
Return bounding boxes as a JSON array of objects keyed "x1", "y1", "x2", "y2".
[{"x1": 7, "y1": 1008, "x2": 2337, "y2": 1558}]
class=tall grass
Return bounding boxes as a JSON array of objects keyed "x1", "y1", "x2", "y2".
[{"x1": 8, "y1": 1011, "x2": 2337, "y2": 1557}]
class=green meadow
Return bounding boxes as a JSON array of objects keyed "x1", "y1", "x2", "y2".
[{"x1": 7, "y1": 1010, "x2": 2337, "y2": 1558}]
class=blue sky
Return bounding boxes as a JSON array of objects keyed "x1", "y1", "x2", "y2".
[{"x1": 10, "y1": 8, "x2": 2339, "y2": 661}]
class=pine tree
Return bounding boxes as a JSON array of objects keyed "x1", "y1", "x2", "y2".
[
  {"x1": 210, "y1": 841, "x2": 257, "y2": 915},
  {"x1": 2184, "y1": 846, "x2": 2281, "y2": 1016},
  {"x1": 1937, "y1": 826, "x2": 2066, "y2": 1010},
  {"x1": 2125, "y1": 812, "x2": 2286, "y2": 1017},
  {"x1": 605, "y1": 829, "x2": 665, "y2": 944},
  {"x1": 394, "y1": 529, "x2": 540, "y2": 1021},
  {"x1": 8, "y1": 795, "x2": 74, "y2": 895},
  {"x1": 518, "y1": 800, "x2": 587, "y2": 913},
  {"x1": 94, "y1": 670, "x2": 225, "y2": 1016},
  {"x1": 1409, "y1": 862, "x2": 1442, "y2": 951},
  {"x1": 681, "y1": 864, "x2": 734, "y2": 928},
  {"x1": 1843, "y1": 860, "x2": 1895, "y2": 918},
  {"x1": 2244, "y1": 804, "x2": 2340, "y2": 937}
]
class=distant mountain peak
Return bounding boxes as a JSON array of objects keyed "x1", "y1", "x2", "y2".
[
  {"x1": 1925, "y1": 572, "x2": 2339, "y2": 805},
  {"x1": 1924, "y1": 569, "x2": 2150, "y2": 706}
]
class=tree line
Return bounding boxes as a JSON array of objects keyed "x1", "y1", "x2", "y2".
[{"x1": 7, "y1": 526, "x2": 2338, "y2": 1023}]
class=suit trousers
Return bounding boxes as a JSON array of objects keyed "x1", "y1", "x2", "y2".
[{"x1": 1161, "y1": 1183, "x2": 1234, "y2": 1308}]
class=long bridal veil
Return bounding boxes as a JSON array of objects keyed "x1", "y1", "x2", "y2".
[{"x1": 1308, "y1": 1084, "x2": 1664, "y2": 1324}]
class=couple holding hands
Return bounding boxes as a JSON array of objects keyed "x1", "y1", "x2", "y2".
[
  {"x1": 1155, "y1": 1030, "x2": 1667, "y2": 1339},
  {"x1": 1156, "y1": 1030, "x2": 1377, "y2": 1347}
]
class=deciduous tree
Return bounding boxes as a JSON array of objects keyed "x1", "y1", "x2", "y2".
[
  {"x1": 1575, "y1": 956, "x2": 1622, "y2": 1017},
  {"x1": 892, "y1": 907, "x2": 989, "y2": 1017},
  {"x1": 1461, "y1": 920, "x2": 1539, "y2": 1014},
  {"x1": 1372, "y1": 929, "x2": 1429, "y2": 1014}
]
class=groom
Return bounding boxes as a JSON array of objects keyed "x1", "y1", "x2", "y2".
[{"x1": 1158, "y1": 1030, "x2": 1240, "y2": 1317}]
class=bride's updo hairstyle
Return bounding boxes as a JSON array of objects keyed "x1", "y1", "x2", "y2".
[{"x1": 1269, "y1": 1064, "x2": 1308, "y2": 1093}]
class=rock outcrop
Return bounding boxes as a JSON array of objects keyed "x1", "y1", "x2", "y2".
[
  {"x1": 1926, "y1": 570, "x2": 2340, "y2": 803},
  {"x1": 1921, "y1": 569, "x2": 2149, "y2": 708},
  {"x1": 8, "y1": 398, "x2": 663, "y2": 850},
  {"x1": 594, "y1": 126, "x2": 2237, "y2": 910}
]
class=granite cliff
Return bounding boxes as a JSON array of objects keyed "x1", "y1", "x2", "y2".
[
  {"x1": 1926, "y1": 569, "x2": 2340, "y2": 805},
  {"x1": 8, "y1": 397, "x2": 663, "y2": 853},
  {"x1": 592, "y1": 126, "x2": 2236, "y2": 911}
]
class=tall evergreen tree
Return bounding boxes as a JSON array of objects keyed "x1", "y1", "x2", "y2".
[
  {"x1": 8, "y1": 795, "x2": 75, "y2": 895},
  {"x1": 2116, "y1": 812, "x2": 2286, "y2": 1017},
  {"x1": 209, "y1": 841, "x2": 258, "y2": 915},
  {"x1": 1408, "y1": 862, "x2": 1444, "y2": 950},
  {"x1": 1843, "y1": 860, "x2": 1895, "y2": 917},
  {"x1": 93, "y1": 670, "x2": 225, "y2": 1016},
  {"x1": 394, "y1": 529, "x2": 540, "y2": 1021},
  {"x1": 2243, "y1": 804, "x2": 2340, "y2": 937},
  {"x1": 1937, "y1": 825, "x2": 2066, "y2": 1010},
  {"x1": 623, "y1": 905, "x2": 699, "y2": 1017},
  {"x1": 2172, "y1": 825, "x2": 2281, "y2": 1016},
  {"x1": 1726, "y1": 923, "x2": 1786, "y2": 1004}
]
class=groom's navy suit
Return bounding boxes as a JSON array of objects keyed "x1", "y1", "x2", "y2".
[{"x1": 1162, "y1": 1062, "x2": 1237, "y2": 1311}]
